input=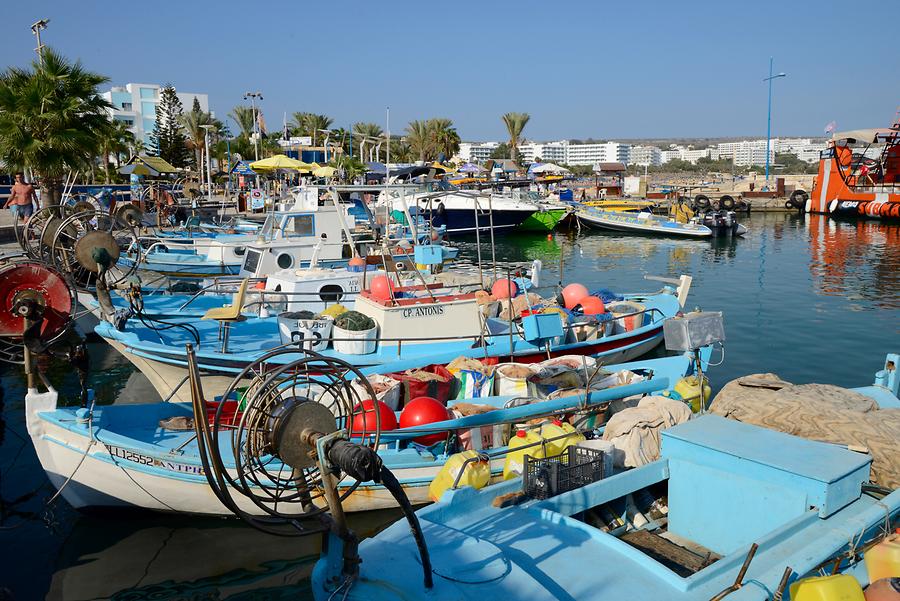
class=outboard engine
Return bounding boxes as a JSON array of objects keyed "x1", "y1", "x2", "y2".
[{"x1": 702, "y1": 210, "x2": 740, "y2": 237}]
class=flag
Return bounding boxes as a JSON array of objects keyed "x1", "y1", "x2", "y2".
[
  {"x1": 824, "y1": 121, "x2": 836, "y2": 134},
  {"x1": 257, "y1": 111, "x2": 267, "y2": 135}
]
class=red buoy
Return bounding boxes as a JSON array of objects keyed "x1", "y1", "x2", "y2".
[
  {"x1": 399, "y1": 396, "x2": 451, "y2": 446},
  {"x1": 491, "y1": 278, "x2": 518, "y2": 299},
  {"x1": 369, "y1": 275, "x2": 396, "y2": 301},
  {"x1": 350, "y1": 399, "x2": 398, "y2": 438},
  {"x1": 579, "y1": 296, "x2": 606, "y2": 315},
  {"x1": 562, "y1": 283, "x2": 589, "y2": 309}
]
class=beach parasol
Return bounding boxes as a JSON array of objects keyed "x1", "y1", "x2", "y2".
[
  {"x1": 250, "y1": 154, "x2": 306, "y2": 171},
  {"x1": 313, "y1": 166, "x2": 337, "y2": 177}
]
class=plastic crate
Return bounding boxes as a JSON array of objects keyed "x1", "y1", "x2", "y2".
[{"x1": 523, "y1": 446, "x2": 605, "y2": 500}]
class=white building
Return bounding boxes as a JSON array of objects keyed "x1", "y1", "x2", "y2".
[
  {"x1": 102, "y1": 83, "x2": 210, "y2": 146},
  {"x1": 629, "y1": 145, "x2": 662, "y2": 166},
  {"x1": 458, "y1": 141, "x2": 500, "y2": 162},
  {"x1": 517, "y1": 140, "x2": 568, "y2": 164},
  {"x1": 566, "y1": 141, "x2": 630, "y2": 166},
  {"x1": 658, "y1": 145, "x2": 710, "y2": 164},
  {"x1": 714, "y1": 140, "x2": 774, "y2": 167}
]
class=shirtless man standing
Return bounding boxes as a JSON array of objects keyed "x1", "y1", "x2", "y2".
[{"x1": 4, "y1": 173, "x2": 38, "y2": 222}]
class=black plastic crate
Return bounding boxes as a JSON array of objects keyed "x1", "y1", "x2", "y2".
[{"x1": 523, "y1": 446, "x2": 605, "y2": 500}]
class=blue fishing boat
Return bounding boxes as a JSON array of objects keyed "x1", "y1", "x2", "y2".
[
  {"x1": 24, "y1": 350, "x2": 704, "y2": 515},
  {"x1": 307, "y1": 354, "x2": 900, "y2": 600},
  {"x1": 92, "y1": 277, "x2": 692, "y2": 404}
]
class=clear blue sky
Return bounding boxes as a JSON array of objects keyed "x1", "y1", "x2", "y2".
[{"x1": 2, "y1": 0, "x2": 899, "y2": 141}]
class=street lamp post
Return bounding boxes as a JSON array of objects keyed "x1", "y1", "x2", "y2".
[
  {"x1": 30, "y1": 19, "x2": 49, "y2": 64},
  {"x1": 763, "y1": 58, "x2": 786, "y2": 188},
  {"x1": 243, "y1": 91, "x2": 263, "y2": 161}
]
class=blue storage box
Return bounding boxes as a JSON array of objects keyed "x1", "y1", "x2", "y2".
[
  {"x1": 414, "y1": 244, "x2": 444, "y2": 266},
  {"x1": 662, "y1": 416, "x2": 871, "y2": 555},
  {"x1": 521, "y1": 312, "x2": 565, "y2": 343}
]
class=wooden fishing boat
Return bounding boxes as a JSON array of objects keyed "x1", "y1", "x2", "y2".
[
  {"x1": 24, "y1": 352, "x2": 701, "y2": 515},
  {"x1": 92, "y1": 276, "x2": 692, "y2": 404}
]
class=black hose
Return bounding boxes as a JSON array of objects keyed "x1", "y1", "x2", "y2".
[{"x1": 378, "y1": 464, "x2": 434, "y2": 589}]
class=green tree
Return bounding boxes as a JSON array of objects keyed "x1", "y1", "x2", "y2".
[
  {"x1": 291, "y1": 112, "x2": 333, "y2": 146},
  {"x1": 405, "y1": 120, "x2": 435, "y2": 162},
  {"x1": 428, "y1": 118, "x2": 460, "y2": 160},
  {"x1": 390, "y1": 137, "x2": 413, "y2": 163},
  {"x1": 98, "y1": 119, "x2": 136, "y2": 182},
  {"x1": 501, "y1": 112, "x2": 530, "y2": 164},
  {"x1": 181, "y1": 101, "x2": 223, "y2": 170},
  {"x1": 0, "y1": 49, "x2": 110, "y2": 204},
  {"x1": 229, "y1": 105, "x2": 256, "y2": 138},
  {"x1": 148, "y1": 84, "x2": 191, "y2": 167},
  {"x1": 489, "y1": 142, "x2": 511, "y2": 159}
]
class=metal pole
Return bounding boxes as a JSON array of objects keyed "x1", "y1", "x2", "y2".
[{"x1": 765, "y1": 57, "x2": 773, "y2": 185}]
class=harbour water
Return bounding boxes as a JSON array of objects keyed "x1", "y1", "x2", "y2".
[{"x1": 1, "y1": 212, "x2": 898, "y2": 599}]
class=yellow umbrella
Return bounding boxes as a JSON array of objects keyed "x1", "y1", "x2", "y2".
[
  {"x1": 313, "y1": 166, "x2": 337, "y2": 178},
  {"x1": 249, "y1": 154, "x2": 305, "y2": 171},
  {"x1": 431, "y1": 162, "x2": 455, "y2": 173}
]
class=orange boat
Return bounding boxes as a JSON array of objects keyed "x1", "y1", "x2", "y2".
[{"x1": 802, "y1": 118, "x2": 900, "y2": 219}]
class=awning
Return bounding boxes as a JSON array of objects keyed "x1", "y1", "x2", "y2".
[
  {"x1": 119, "y1": 154, "x2": 180, "y2": 176},
  {"x1": 831, "y1": 128, "x2": 899, "y2": 144}
]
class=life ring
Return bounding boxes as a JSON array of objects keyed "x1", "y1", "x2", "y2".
[
  {"x1": 694, "y1": 194, "x2": 710, "y2": 208},
  {"x1": 720, "y1": 195, "x2": 735, "y2": 210}
]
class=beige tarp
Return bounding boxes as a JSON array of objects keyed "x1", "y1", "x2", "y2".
[{"x1": 709, "y1": 374, "x2": 900, "y2": 489}]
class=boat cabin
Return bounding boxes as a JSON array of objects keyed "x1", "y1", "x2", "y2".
[
  {"x1": 808, "y1": 124, "x2": 900, "y2": 218},
  {"x1": 353, "y1": 285, "x2": 483, "y2": 346}
]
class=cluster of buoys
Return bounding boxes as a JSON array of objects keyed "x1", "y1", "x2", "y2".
[
  {"x1": 562, "y1": 283, "x2": 606, "y2": 315},
  {"x1": 350, "y1": 395, "x2": 451, "y2": 446}
]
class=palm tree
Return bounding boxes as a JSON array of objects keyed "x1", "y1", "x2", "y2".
[
  {"x1": 501, "y1": 112, "x2": 530, "y2": 164},
  {"x1": 405, "y1": 120, "x2": 435, "y2": 162},
  {"x1": 288, "y1": 112, "x2": 332, "y2": 145},
  {"x1": 390, "y1": 137, "x2": 413, "y2": 163},
  {"x1": 0, "y1": 49, "x2": 111, "y2": 205},
  {"x1": 428, "y1": 118, "x2": 461, "y2": 160},
  {"x1": 98, "y1": 119, "x2": 136, "y2": 182},
  {"x1": 229, "y1": 106, "x2": 256, "y2": 138},
  {"x1": 181, "y1": 108, "x2": 223, "y2": 170}
]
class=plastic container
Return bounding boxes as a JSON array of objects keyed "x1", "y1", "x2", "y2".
[
  {"x1": 540, "y1": 420, "x2": 586, "y2": 457},
  {"x1": 277, "y1": 312, "x2": 333, "y2": 352},
  {"x1": 607, "y1": 301, "x2": 646, "y2": 333},
  {"x1": 428, "y1": 450, "x2": 491, "y2": 502},
  {"x1": 670, "y1": 375, "x2": 712, "y2": 413},
  {"x1": 332, "y1": 324, "x2": 377, "y2": 355},
  {"x1": 503, "y1": 429, "x2": 544, "y2": 480},
  {"x1": 789, "y1": 574, "x2": 864, "y2": 601},
  {"x1": 495, "y1": 363, "x2": 537, "y2": 397},
  {"x1": 523, "y1": 446, "x2": 605, "y2": 500},
  {"x1": 865, "y1": 533, "x2": 900, "y2": 583},
  {"x1": 578, "y1": 439, "x2": 619, "y2": 477}
]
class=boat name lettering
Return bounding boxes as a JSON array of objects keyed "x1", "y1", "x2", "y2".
[
  {"x1": 107, "y1": 445, "x2": 205, "y2": 475},
  {"x1": 401, "y1": 305, "x2": 445, "y2": 318}
]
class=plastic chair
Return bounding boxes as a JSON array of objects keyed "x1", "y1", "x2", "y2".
[{"x1": 202, "y1": 278, "x2": 249, "y2": 352}]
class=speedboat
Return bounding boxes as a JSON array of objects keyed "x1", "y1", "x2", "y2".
[{"x1": 577, "y1": 206, "x2": 748, "y2": 238}]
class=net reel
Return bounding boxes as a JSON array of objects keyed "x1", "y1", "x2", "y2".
[
  {"x1": 16, "y1": 205, "x2": 75, "y2": 261},
  {"x1": 187, "y1": 346, "x2": 433, "y2": 591},
  {"x1": 48, "y1": 209, "x2": 141, "y2": 290},
  {"x1": 0, "y1": 261, "x2": 77, "y2": 365}
]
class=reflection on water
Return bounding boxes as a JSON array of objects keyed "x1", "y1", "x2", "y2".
[
  {"x1": 0, "y1": 212, "x2": 898, "y2": 599},
  {"x1": 48, "y1": 510, "x2": 399, "y2": 601},
  {"x1": 807, "y1": 214, "x2": 900, "y2": 310}
]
